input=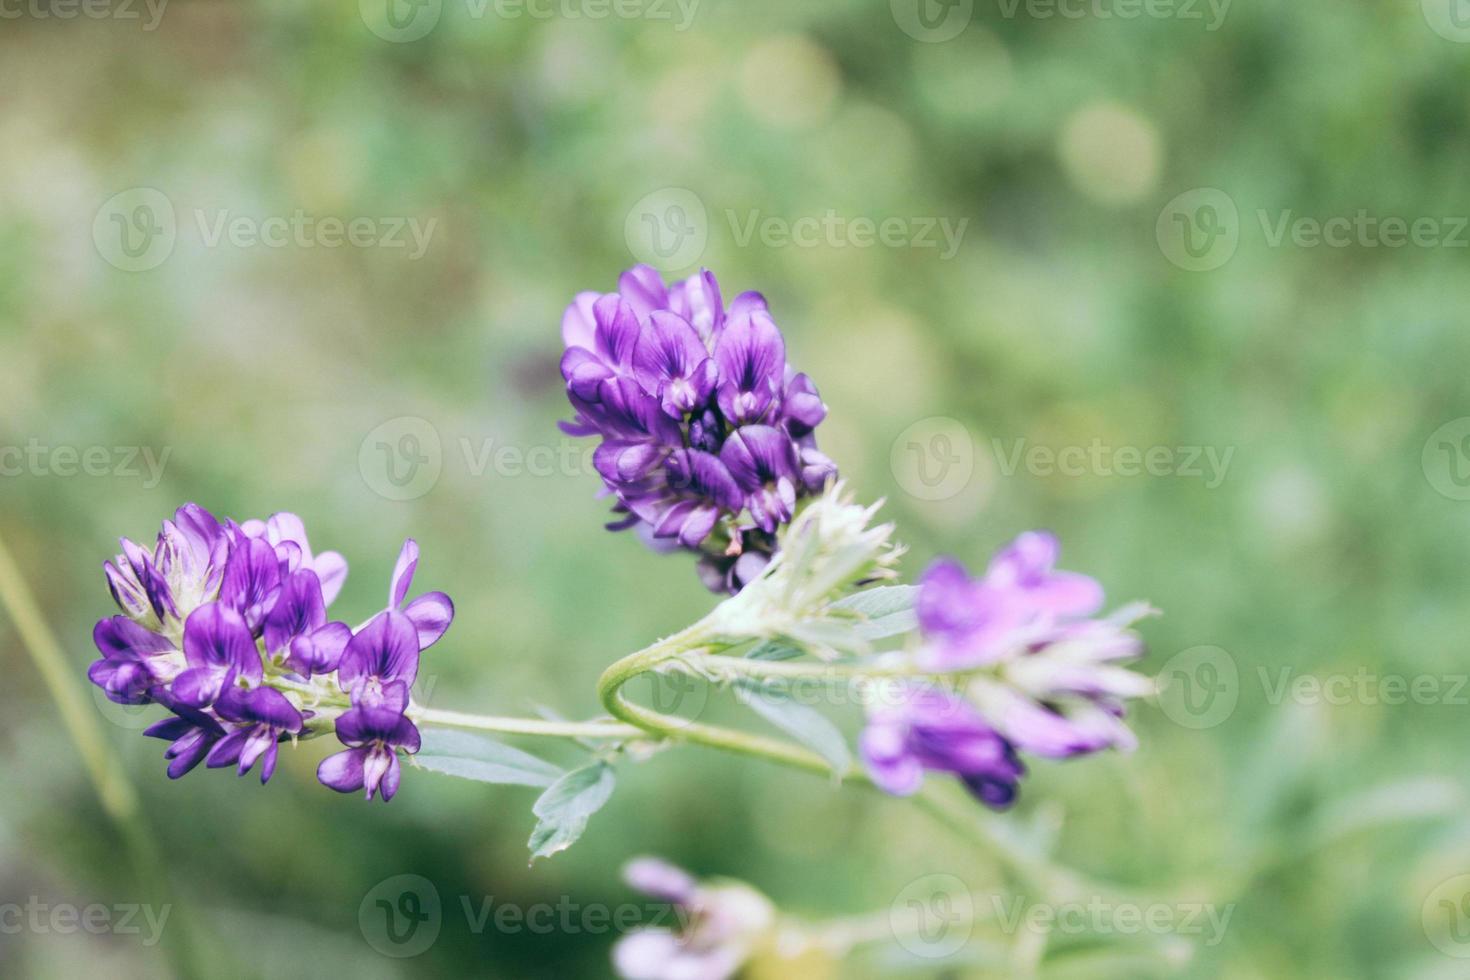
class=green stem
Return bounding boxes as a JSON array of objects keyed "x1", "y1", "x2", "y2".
[{"x1": 411, "y1": 706, "x2": 644, "y2": 741}]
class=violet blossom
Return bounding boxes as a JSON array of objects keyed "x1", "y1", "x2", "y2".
[
  {"x1": 559, "y1": 266, "x2": 837, "y2": 593},
  {"x1": 861, "y1": 531, "x2": 1152, "y2": 807},
  {"x1": 612, "y1": 857, "x2": 774, "y2": 980},
  {"x1": 87, "y1": 503, "x2": 454, "y2": 800}
]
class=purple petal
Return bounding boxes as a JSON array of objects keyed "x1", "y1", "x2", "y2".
[
  {"x1": 93, "y1": 616, "x2": 174, "y2": 659},
  {"x1": 617, "y1": 264, "x2": 670, "y2": 319},
  {"x1": 623, "y1": 858, "x2": 697, "y2": 904},
  {"x1": 220, "y1": 537, "x2": 282, "y2": 632},
  {"x1": 288, "y1": 621, "x2": 352, "y2": 676},
  {"x1": 403, "y1": 592, "x2": 454, "y2": 650},
  {"x1": 668, "y1": 269, "x2": 724, "y2": 340},
  {"x1": 860, "y1": 723, "x2": 925, "y2": 796},
  {"x1": 561, "y1": 290, "x2": 602, "y2": 349},
  {"x1": 714, "y1": 311, "x2": 785, "y2": 424},
  {"x1": 262, "y1": 569, "x2": 327, "y2": 655},
  {"x1": 317, "y1": 747, "x2": 367, "y2": 793},
  {"x1": 171, "y1": 666, "x2": 226, "y2": 708},
  {"x1": 313, "y1": 551, "x2": 348, "y2": 607},
  {"x1": 593, "y1": 294, "x2": 641, "y2": 369},
  {"x1": 719, "y1": 425, "x2": 798, "y2": 491},
  {"x1": 338, "y1": 611, "x2": 421, "y2": 693},
  {"x1": 206, "y1": 729, "x2": 249, "y2": 769},
  {"x1": 182, "y1": 603, "x2": 261, "y2": 681},
  {"x1": 390, "y1": 539, "x2": 419, "y2": 609}
]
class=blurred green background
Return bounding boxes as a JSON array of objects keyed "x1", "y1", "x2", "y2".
[{"x1": 4, "y1": 0, "x2": 1470, "y2": 977}]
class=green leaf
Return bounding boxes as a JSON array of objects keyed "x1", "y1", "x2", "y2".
[
  {"x1": 527, "y1": 763, "x2": 617, "y2": 861},
  {"x1": 831, "y1": 584, "x2": 919, "y2": 639},
  {"x1": 745, "y1": 641, "x2": 803, "y2": 661},
  {"x1": 733, "y1": 679, "x2": 852, "y2": 775},
  {"x1": 414, "y1": 729, "x2": 565, "y2": 788}
]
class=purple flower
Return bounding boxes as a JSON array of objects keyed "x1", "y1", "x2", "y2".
[
  {"x1": 337, "y1": 610, "x2": 420, "y2": 712},
  {"x1": 387, "y1": 539, "x2": 455, "y2": 651},
  {"x1": 612, "y1": 858, "x2": 774, "y2": 980},
  {"x1": 89, "y1": 504, "x2": 454, "y2": 802},
  {"x1": 559, "y1": 266, "x2": 835, "y2": 592},
  {"x1": 241, "y1": 512, "x2": 348, "y2": 607},
  {"x1": 916, "y1": 532, "x2": 1105, "y2": 671},
  {"x1": 860, "y1": 685, "x2": 1025, "y2": 809},
  {"x1": 868, "y1": 537, "x2": 1153, "y2": 804},
  {"x1": 145, "y1": 709, "x2": 225, "y2": 780},
  {"x1": 207, "y1": 685, "x2": 304, "y2": 783},
  {"x1": 88, "y1": 616, "x2": 179, "y2": 704},
  {"x1": 316, "y1": 705, "x2": 421, "y2": 802},
  {"x1": 171, "y1": 603, "x2": 262, "y2": 708}
]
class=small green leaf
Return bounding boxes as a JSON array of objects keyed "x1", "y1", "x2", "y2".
[
  {"x1": 745, "y1": 641, "x2": 803, "y2": 661},
  {"x1": 527, "y1": 763, "x2": 617, "y2": 861},
  {"x1": 832, "y1": 585, "x2": 919, "y2": 639},
  {"x1": 414, "y1": 729, "x2": 565, "y2": 788},
  {"x1": 734, "y1": 679, "x2": 852, "y2": 775}
]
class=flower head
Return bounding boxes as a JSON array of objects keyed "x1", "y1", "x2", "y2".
[
  {"x1": 88, "y1": 504, "x2": 453, "y2": 800},
  {"x1": 560, "y1": 266, "x2": 835, "y2": 593},
  {"x1": 861, "y1": 532, "x2": 1153, "y2": 807},
  {"x1": 860, "y1": 684, "x2": 1024, "y2": 809},
  {"x1": 612, "y1": 858, "x2": 774, "y2": 980}
]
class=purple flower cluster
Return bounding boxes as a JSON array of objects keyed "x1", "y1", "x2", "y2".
[
  {"x1": 559, "y1": 265, "x2": 837, "y2": 593},
  {"x1": 88, "y1": 505, "x2": 453, "y2": 801},
  {"x1": 861, "y1": 532, "x2": 1152, "y2": 808}
]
